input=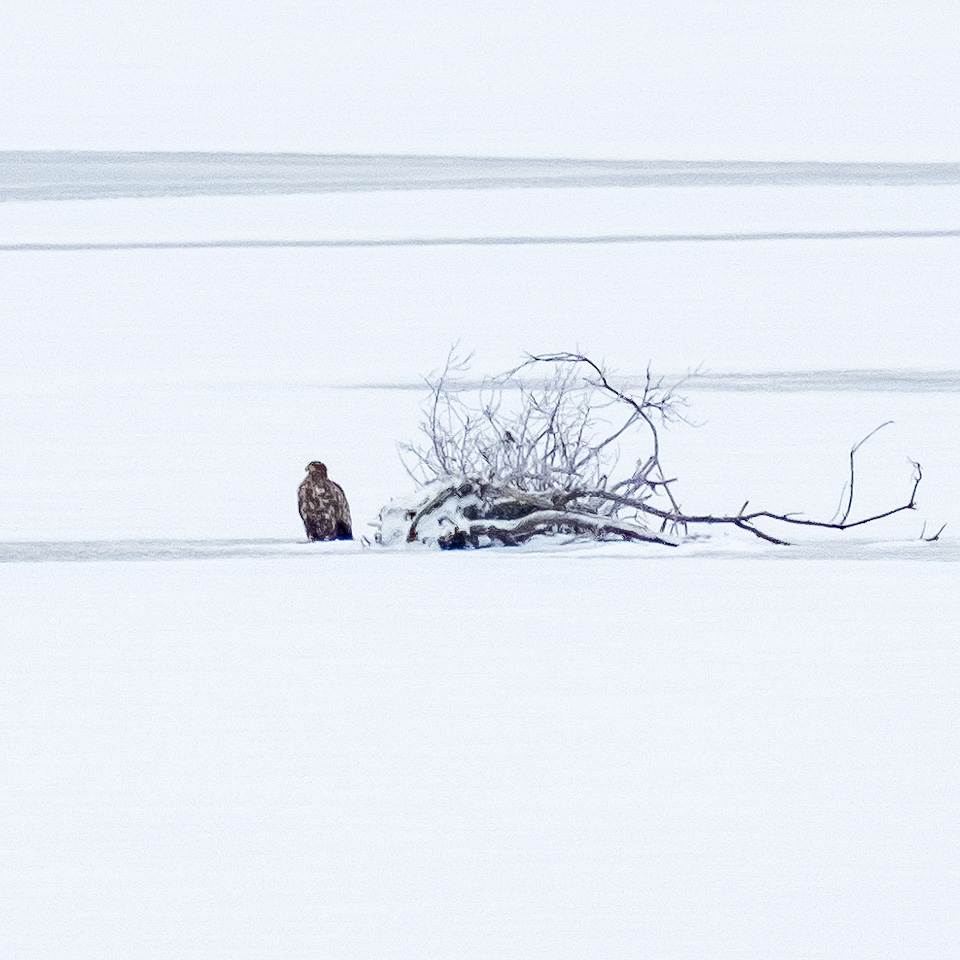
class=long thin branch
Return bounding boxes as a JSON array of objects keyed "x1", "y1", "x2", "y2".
[
  {"x1": 558, "y1": 459, "x2": 921, "y2": 545},
  {"x1": 840, "y1": 420, "x2": 894, "y2": 524}
]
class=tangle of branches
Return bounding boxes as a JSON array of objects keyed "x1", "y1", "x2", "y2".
[{"x1": 377, "y1": 351, "x2": 935, "y2": 549}]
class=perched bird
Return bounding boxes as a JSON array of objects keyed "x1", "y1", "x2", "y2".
[{"x1": 298, "y1": 461, "x2": 353, "y2": 541}]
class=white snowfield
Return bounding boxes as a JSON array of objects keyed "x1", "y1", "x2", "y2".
[
  {"x1": 6, "y1": 554, "x2": 960, "y2": 960},
  {"x1": 3, "y1": 149, "x2": 960, "y2": 957}
]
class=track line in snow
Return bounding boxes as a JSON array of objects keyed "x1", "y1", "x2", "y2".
[
  {"x1": 0, "y1": 539, "x2": 333, "y2": 563},
  {"x1": 2, "y1": 229, "x2": 960, "y2": 253},
  {"x1": 1, "y1": 538, "x2": 954, "y2": 563}
]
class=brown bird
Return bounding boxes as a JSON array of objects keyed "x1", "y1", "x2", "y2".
[{"x1": 298, "y1": 461, "x2": 353, "y2": 541}]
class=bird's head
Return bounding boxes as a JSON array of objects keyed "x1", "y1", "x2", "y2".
[{"x1": 306, "y1": 461, "x2": 328, "y2": 479}]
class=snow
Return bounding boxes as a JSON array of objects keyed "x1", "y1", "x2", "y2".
[
  {"x1": 3, "y1": 1, "x2": 960, "y2": 159},
  {"x1": 5, "y1": 555, "x2": 960, "y2": 958},
  {"x1": 3, "y1": 218, "x2": 960, "y2": 388},
  {"x1": 4, "y1": 2, "x2": 960, "y2": 953},
  {"x1": 3, "y1": 367, "x2": 959, "y2": 959}
]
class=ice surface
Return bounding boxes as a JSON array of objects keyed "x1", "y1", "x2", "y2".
[{"x1": 3, "y1": 13, "x2": 960, "y2": 944}]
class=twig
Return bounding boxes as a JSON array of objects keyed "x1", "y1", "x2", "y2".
[{"x1": 840, "y1": 421, "x2": 894, "y2": 524}]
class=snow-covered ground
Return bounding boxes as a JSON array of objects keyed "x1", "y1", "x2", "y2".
[
  {"x1": 3, "y1": 182, "x2": 960, "y2": 387},
  {"x1": 4, "y1": 1, "x2": 959, "y2": 160},
  {"x1": 4, "y1": 1, "x2": 960, "y2": 949},
  {"x1": 5, "y1": 552, "x2": 960, "y2": 959},
  {"x1": 0, "y1": 380, "x2": 957, "y2": 549},
  {"x1": 4, "y1": 191, "x2": 959, "y2": 955}
]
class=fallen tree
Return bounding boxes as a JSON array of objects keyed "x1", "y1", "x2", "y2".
[{"x1": 376, "y1": 352, "x2": 940, "y2": 549}]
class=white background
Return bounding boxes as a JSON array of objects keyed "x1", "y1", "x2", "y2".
[
  {"x1": 3, "y1": 3, "x2": 960, "y2": 957},
  {"x1": 3, "y1": 0, "x2": 960, "y2": 158}
]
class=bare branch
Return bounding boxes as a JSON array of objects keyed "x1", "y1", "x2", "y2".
[
  {"x1": 840, "y1": 420, "x2": 894, "y2": 524},
  {"x1": 381, "y1": 351, "x2": 936, "y2": 550},
  {"x1": 921, "y1": 522, "x2": 947, "y2": 542}
]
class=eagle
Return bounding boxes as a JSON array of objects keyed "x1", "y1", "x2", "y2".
[{"x1": 298, "y1": 461, "x2": 353, "y2": 541}]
